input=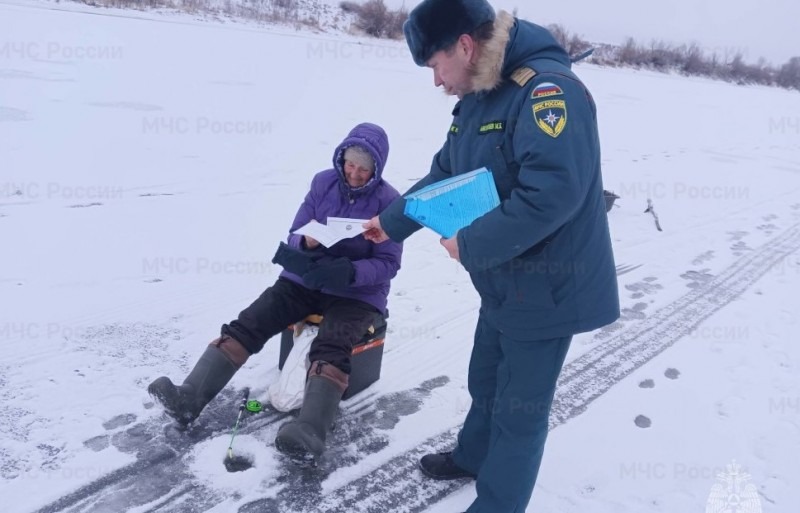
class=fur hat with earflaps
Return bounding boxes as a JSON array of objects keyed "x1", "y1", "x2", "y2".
[{"x1": 403, "y1": 0, "x2": 496, "y2": 66}]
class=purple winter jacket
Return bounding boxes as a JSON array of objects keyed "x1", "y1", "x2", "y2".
[{"x1": 280, "y1": 123, "x2": 402, "y2": 315}]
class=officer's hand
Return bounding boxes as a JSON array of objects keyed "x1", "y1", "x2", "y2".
[
  {"x1": 302, "y1": 258, "x2": 355, "y2": 290},
  {"x1": 440, "y1": 233, "x2": 460, "y2": 262},
  {"x1": 363, "y1": 216, "x2": 389, "y2": 243}
]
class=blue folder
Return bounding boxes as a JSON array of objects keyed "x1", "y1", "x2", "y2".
[{"x1": 403, "y1": 167, "x2": 500, "y2": 238}]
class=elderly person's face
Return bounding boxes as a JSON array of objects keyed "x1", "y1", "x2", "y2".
[
  {"x1": 344, "y1": 159, "x2": 374, "y2": 188},
  {"x1": 427, "y1": 35, "x2": 476, "y2": 98}
]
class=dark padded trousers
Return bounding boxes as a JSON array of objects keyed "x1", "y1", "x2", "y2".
[
  {"x1": 221, "y1": 278, "x2": 379, "y2": 375},
  {"x1": 452, "y1": 315, "x2": 572, "y2": 513}
]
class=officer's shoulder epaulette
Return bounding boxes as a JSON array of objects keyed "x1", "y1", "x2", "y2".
[{"x1": 509, "y1": 66, "x2": 537, "y2": 87}]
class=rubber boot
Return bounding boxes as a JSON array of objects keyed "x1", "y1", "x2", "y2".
[
  {"x1": 148, "y1": 335, "x2": 249, "y2": 425},
  {"x1": 274, "y1": 361, "x2": 348, "y2": 460}
]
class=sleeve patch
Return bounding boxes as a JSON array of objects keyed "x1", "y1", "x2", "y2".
[
  {"x1": 531, "y1": 82, "x2": 564, "y2": 98},
  {"x1": 532, "y1": 99, "x2": 567, "y2": 138}
]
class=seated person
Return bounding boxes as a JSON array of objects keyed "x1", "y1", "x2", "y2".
[{"x1": 148, "y1": 122, "x2": 402, "y2": 460}]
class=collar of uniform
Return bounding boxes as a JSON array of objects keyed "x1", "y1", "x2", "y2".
[{"x1": 470, "y1": 10, "x2": 514, "y2": 93}]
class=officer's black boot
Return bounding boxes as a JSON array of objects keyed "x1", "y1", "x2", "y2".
[
  {"x1": 274, "y1": 361, "x2": 348, "y2": 461},
  {"x1": 419, "y1": 452, "x2": 477, "y2": 480},
  {"x1": 148, "y1": 335, "x2": 249, "y2": 425}
]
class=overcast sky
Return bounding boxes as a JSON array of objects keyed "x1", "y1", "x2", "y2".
[{"x1": 386, "y1": 0, "x2": 798, "y2": 65}]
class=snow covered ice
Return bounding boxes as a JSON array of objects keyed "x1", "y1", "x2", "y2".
[{"x1": 1, "y1": 1, "x2": 799, "y2": 512}]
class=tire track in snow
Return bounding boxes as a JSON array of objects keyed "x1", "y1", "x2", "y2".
[
  {"x1": 258, "y1": 223, "x2": 800, "y2": 513},
  {"x1": 551, "y1": 222, "x2": 800, "y2": 426}
]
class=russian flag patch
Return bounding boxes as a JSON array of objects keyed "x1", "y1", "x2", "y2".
[{"x1": 531, "y1": 82, "x2": 563, "y2": 99}]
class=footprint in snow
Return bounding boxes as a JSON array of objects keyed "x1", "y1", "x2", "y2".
[
  {"x1": 638, "y1": 379, "x2": 655, "y2": 389},
  {"x1": 103, "y1": 413, "x2": 138, "y2": 430},
  {"x1": 619, "y1": 302, "x2": 648, "y2": 321},
  {"x1": 727, "y1": 230, "x2": 748, "y2": 242},
  {"x1": 634, "y1": 415, "x2": 652, "y2": 428},
  {"x1": 0, "y1": 447, "x2": 23, "y2": 480},
  {"x1": 731, "y1": 240, "x2": 753, "y2": 255},
  {"x1": 664, "y1": 368, "x2": 680, "y2": 380},
  {"x1": 625, "y1": 277, "x2": 663, "y2": 299},
  {"x1": 84, "y1": 435, "x2": 110, "y2": 452},
  {"x1": 37, "y1": 443, "x2": 65, "y2": 471},
  {"x1": 757, "y1": 223, "x2": 778, "y2": 235},
  {"x1": 680, "y1": 269, "x2": 714, "y2": 289},
  {"x1": 592, "y1": 320, "x2": 624, "y2": 342},
  {"x1": 691, "y1": 250, "x2": 715, "y2": 265}
]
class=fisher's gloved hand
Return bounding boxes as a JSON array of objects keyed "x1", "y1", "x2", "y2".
[
  {"x1": 271, "y1": 242, "x2": 323, "y2": 276},
  {"x1": 302, "y1": 258, "x2": 355, "y2": 290}
]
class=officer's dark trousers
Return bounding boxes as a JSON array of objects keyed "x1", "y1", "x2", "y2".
[
  {"x1": 452, "y1": 315, "x2": 572, "y2": 513},
  {"x1": 221, "y1": 278, "x2": 378, "y2": 375}
]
